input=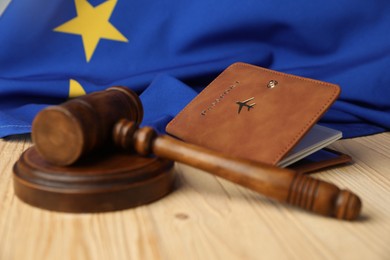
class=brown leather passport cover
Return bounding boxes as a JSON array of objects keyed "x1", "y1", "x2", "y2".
[
  {"x1": 166, "y1": 62, "x2": 341, "y2": 167},
  {"x1": 289, "y1": 148, "x2": 352, "y2": 174}
]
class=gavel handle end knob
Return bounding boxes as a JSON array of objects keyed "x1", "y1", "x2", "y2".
[{"x1": 287, "y1": 174, "x2": 362, "y2": 220}]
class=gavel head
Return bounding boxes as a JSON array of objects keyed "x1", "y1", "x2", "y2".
[{"x1": 32, "y1": 87, "x2": 143, "y2": 166}]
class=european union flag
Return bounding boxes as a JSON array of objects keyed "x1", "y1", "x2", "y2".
[{"x1": 1, "y1": 0, "x2": 389, "y2": 138}]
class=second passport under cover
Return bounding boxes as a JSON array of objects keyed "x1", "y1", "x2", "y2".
[{"x1": 166, "y1": 63, "x2": 340, "y2": 166}]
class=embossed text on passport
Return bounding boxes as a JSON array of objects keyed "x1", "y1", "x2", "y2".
[{"x1": 200, "y1": 81, "x2": 240, "y2": 116}]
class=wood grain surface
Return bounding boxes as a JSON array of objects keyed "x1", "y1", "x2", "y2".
[{"x1": 0, "y1": 133, "x2": 389, "y2": 260}]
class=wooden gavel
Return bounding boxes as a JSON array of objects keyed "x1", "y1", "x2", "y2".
[{"x1": 32, "y1": 87, "x2": 362, "y2": 220}]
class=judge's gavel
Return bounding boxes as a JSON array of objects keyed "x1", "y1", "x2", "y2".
[
  {"x1": 32, "y1": 86, "x2": 143, "y2": 165},
  {"x1": 32, "y1": 87, "x2": 362, "y2": 220}
]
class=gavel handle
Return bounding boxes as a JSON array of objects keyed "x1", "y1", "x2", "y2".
[{"x1": 114, "y1": 120, "x2": 362, "y2": 220}]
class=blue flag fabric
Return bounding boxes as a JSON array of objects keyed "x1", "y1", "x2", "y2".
[{"x1": 1, "y1": 0, "x2": 389, "y2": 138}]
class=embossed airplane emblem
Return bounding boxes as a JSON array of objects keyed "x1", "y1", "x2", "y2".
[{"x1": 236, "y1": 97, "x2": 255, "y2": 114}]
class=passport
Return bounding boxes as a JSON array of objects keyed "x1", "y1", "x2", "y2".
[{"x1": 166, "y1": 63, "x2": 351, "y2": 173}]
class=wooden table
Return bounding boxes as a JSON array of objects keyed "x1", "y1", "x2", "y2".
[{"x1": 0, "y1": 133, "x2": 389, "y2": 259}]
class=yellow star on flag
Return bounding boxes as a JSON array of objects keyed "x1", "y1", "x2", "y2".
[
  {"x1": 68, "y1": 79, "x2": 87, "y2": 98},
  {"x1": 54, "y1": 0, "x2": 128, "y2": 62}
]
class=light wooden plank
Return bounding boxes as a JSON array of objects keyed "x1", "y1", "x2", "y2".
[{"x1": 0, "y1": 133, "x2": 389, "y2": 259}]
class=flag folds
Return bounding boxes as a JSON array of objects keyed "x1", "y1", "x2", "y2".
[{"x1": 0, "y1": 0, "x2": 389, "y2": 138}]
